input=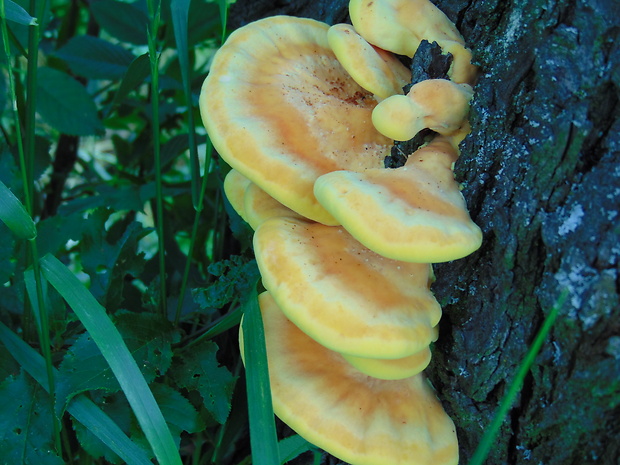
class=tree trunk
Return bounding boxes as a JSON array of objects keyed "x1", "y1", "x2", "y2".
[{"x1": 228, "y1": 1, "x2": 620, "y2": 464}]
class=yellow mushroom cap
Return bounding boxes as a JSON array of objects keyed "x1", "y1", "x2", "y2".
[
  {"x1": 327, "y1": 23, "x2": 411, "y2": 99},
  {"x1": 253, "y1": 216, "x2": 442, "y2": 359},
  {"x1": 349, "y1": 0, "x2": 477, "y2": 84},
  {"x1": 243, "y1": 182, "x2": 304, "y2": 230},
  {"x1": 200, "y1": 16, "x2": 392, "y2": 225},
  {"x1": 341, "y1": 347, "x2": 432, "y2": 380},
  {"x1": 223, "y1": 169, "x2": 252, "y2": 223},
  {"x1": 314, "y1": 137, "x2": 483, "y2": 263},
  {"x1": 241, "y1": 291, "x2": 459, "y2": 465},
  {"x1": 372, "y1": 79, "x2": 473, "y2": 141}
]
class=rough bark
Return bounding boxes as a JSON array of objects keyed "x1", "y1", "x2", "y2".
[{"x1": 227, "y1": 1, "x2": 620, "y2": 464}]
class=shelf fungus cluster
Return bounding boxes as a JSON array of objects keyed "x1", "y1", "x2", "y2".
[{"x1": 200, "y1": 0, "x2": 482, "y2": 463}]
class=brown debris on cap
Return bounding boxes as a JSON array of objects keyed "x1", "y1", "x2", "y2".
[{"x1": 200, "y1": 16, "x2": 392, "y2": 225}]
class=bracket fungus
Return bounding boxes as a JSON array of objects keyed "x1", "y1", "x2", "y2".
[
  {"x1": 349, "y1": 0, "x2": 477, "y2": 84},
  {"x1": 253, "y1": 216, "x2": 441, "y2": 358},
  {"x1": 223, "y1": 169, "x2": 252, "y2": 225},
  {"x1": 372, "y1": 79, "x2": 474, "y2": 142},
  {"x1": 314, "y1": 137, "x2": 483, "y2": 263},
  {"x1": 327, "y1": 23, "x2": 411, "y2": 99},
  {"x1": 203, "y1": 0, "x2": 483, "y2": 463},
  {"x1": 240, "y1": 292, "x2": 459, "y2": 465},
  {"x1": 200, "y1": 16, "x2": 392, "y2": 225}
]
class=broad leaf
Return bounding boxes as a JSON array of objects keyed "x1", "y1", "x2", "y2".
[
  {"x1": 0, "y1": 322, "x2": 152, "y2": 465},
  {"x1": 0, "y1": 179, "x2": 36, "y2": 240},
  {"x1": 90, "y1": 0, "x2": 149, "y2": 45},
  {"x1": 3, "y1": 0, "x2": 37, "y2": 25},
  {"x1": 151, "y1": 382, "x2": 205, "y2": 435},
  {"x1": 106, "y1": 53, "x2": 150, "y2": 116},
  {"x1": 55, "y1": 35, "x2": 135, "y2": 80},
  {"x1": 193, "y1": 257, "x2": 260, "y2": 312},
  {"x1": 56, "y1": 312, "x2": 177, "y2": 416},
  {"x1": 36, "y1": 211, "x2": 86, "y2": 257},
  {"x1": 171, "y1": 340, "x2": 235, "y2": 424},
  {"x1": 0, "y1": 372, "x2": 63, "y2": 465},
  {"x1": 80, "y1": 208, "x2": 149, "y2": 310},
  {"x1": 36, "y1": 67, "x2": 104, "y2": 136}
]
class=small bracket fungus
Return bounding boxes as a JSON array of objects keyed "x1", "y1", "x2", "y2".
[
  {"x1": 341, "y1": 347, "x2": 432, "y2": 380},
  {"x1": 243, "y1": 182, "x2": 304, "y2": 230},
  {"x1": 314, "y1": 137, "x2": 483, "y2": 263},
  {"x1": 372, "y1": 79, "x2": 474, "y2": 142},
  {"x1": 349, "y1": 0, "x2": 477, "y2": 84},
  {"x1": 327, "y1": 23, "x2": 411, "y2": 99},
  {"x1": 240, "y1": 292, "x2": 459, "y2": 465},
  {"x1": 223, "y1": 169, "x2": 252, "y2": 224},
  {"x1": 200, "y1": 16, "x2": 392, "y2": 225},
  {"x1": 253, "y1": 216, "x2": 442, "y2": 359}
]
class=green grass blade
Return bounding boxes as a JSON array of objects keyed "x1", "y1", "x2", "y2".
[
  {"x1": 146, "y1": 0, "x2": 167, "y2": 315},
  {"x1": 217, "y1": 0, "x2": 227, "y2": 45},
  {"x1": 0, "y1": 179, "x2": 37, "y2": 240},
  {"x1": 170, "y1": 0, "x2": 200, "y2": 209},
  {"x1": 39, "y1": 254, "x2": 182, "y2": 465},
  {"x1": 0, "y1": 322, "x2": 153, "y2": 465},
  {"x1": 242, "y1": 287, "x2": 280, "y2": 465},
  {"x1": 174, "y1": 141, "x2": 213, "y2": 324},
  {"x1": 468, "y1": 289, "x2": 569, "y2": 465}
]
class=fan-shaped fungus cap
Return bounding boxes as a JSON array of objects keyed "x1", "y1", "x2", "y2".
[
  {"x1": 200, "y1": 16, "x2": 392, "y2": 225},
  {"x1": 254, "y1": 216, "x2": 441, "y2": 358},
  {"x1": 341, "y1": 347, "x2": 431, "y2": 380},
  {"x1": 242, "y1": 182, "x2": 304, "y2": 230},
  {"x1": 223, "y1": 169, "x2": 252, "y2": 224},
  {"x1": 241, "y1": 291, "x2": 459, "y2": 465},
  {"x1": 349, "y1": 0, "x2": 477, "y2": 84},
  {"x1": 314, "y1": 137, "x2": 483, "y2": 263},
  {"x1": 327, "y1": 23, "x2": 411, "y2": 99},
  {"x1": 372, "y1": 79, "x2": 473, "y2": 141}
]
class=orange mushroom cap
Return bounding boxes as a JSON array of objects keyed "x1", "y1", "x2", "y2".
[
  {"x1": 327, "y1": 23, "x2": 411, "y2": 99},
  {"x1": 349, "y1": 0, "x2": 477, "y2": 84},
  {"x1": 341, "y1": 348, "x2": 432, "y2": 380},
  {"x1": 200, "y1": 16, "x2": 392, "y2": 225},
  {"x1": 223, "y1": 169, "x2": 252, "y2": 223},
  {"x1": 314, "y1": 137, "x2": 483, "y2": 263},
  {"x1": 240, "y1": 291, "x2": 459, "y2": 465},
  {"x1": 253, "y1": 216, "x2": 441, "y2": 358},
  {"x1": 243, "y1": 182, "x2": 304, "y2": 230},
  {"x1": 372, "y1": 79, "x2": 473, "y2": 142}
]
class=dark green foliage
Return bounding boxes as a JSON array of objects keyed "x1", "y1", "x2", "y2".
[
  {"x1": 193, "y1": 257, "x2": 260, "y2": 311},
  {"x1": 0, "y1": 0, "x2": 264, "y2": 462},
  {"x1": 0, "y1": 372, "x2": 64, "y2": 464},
  {"x1": 55, "y1": 35, "x2": 136, "y2": 80},
  {"x1": 172, "y1": 340, "x2": 236, "y2": 425},
  {"x1": 35, "y1": 67, "x2": 105, "y2": 136}
]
